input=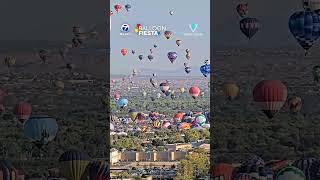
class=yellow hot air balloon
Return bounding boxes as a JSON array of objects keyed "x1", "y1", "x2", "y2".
[
  {"x1": 153, "y1": 121, "x2": 161, "y2": 128},
  {"x1": 59, "y1": 150, "x2": 90, "y2": 180},
  {"x1": 223, "y1": 83, "x2": 239, "y2": 100},
  {"x1": 129, "y1": 110, "x2": 139, "y2": 121}
]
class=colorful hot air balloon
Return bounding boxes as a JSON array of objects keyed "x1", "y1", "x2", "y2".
[
  {"x1": 223, "y1": 83, "x2": 239, "y2": 100},
  {"x1": 194, "y1": 114, "x2": 206, "y2": 126},
  {"x1": 0, "y1": 160, "x2": 19, "y2": 180},
  {"x1": 313, "y1": 65, "x2": 320, "y2": 82},
  {"x1": 160, "y1": 82, "x2": 170, "y2": 93},
  {"x1": 164, "y1": 31, "x2": 173, "y2": 39},
  {"x1": 128, "y1": 109, "x2": 138, "y2": 121},
  {"x1": 240, "y1": 17, "x2": 260, "y2": 39},
  {"x1": 289, "y1": 10, "x2": 320, "y2": 55},
  {"x1": 276, "y1": 166, "x2": 306, "y2": 180},
  {"x1": 23, "y1": 116, "x2": 58, "y2": 148},
  {"x1": 153, "y1": 121, "x2": 161, "y2": 128},
  {"x1": 236, "y1": 3, "x2": 249, "y2": 18},
  {"x1": 200, "y1": 64, "x2": 210, "y2": 77},
  {"x1": 147, "y1": 54, "x2": 154, "y2": 61},
  {"x1": 14, "y1": 101, "x2": 32, "y2": 125},
  {"x1": 59, "y1": 150, "x2": 91, "y2": 180},
  {"x1": 121, "y1": 48, "x2": 128, "y2": 56},
  {"x1": 88, "y1": 161, "x2": 109, "y2": 180},
  {"x1": 176, "y1": 40, "x2": 182, "y2": 46},
  {"x1": 288, "y1": 96, "x2": 302, "y2": 113},
  {"x1": 293, "y1": 157, "x2": 317, "y2": 180},
  {"x1": 117, "y1": 98, "x2": 128, "y2": 108},
  {"x1": 189, "y1": 86, "x2": 200, "y2": 99},
  {"x1": 114, "y1": 4, "x2": 122, "y2": 13},
  {"x1": 303, "y1": 0, "x2": 320, "y2": 10},
  {"x1": 186, "y1": 53, "x2": 191, "y2": 60},
  {"x1": 253, "y1": 80, "x2": 287, "y2": 119},
  {"x1": 212, "y1": 163, "x2": 234, "y2": 180},
  {"x1": 167, "y1": 52, "x2": 178, "y2": 63}
]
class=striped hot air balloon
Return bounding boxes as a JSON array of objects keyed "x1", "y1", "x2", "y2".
[
  {"x1": 276, "y1": 166, "x2": 306, "y2": 180},
  {"x1": 153, "y1": 121, "x2": 161, "y2": 128},
  {"x1": 212, "y1": 163, "x2": 234, "y2": 180},
  {"x1": 240, "y1": 17, "x2": 260, "y2": 39},
  {"x1": 0, "y1": 160, "x2": 18, "y2": 180},
  {"x1": 293, "y1": 157, "x2": 317, "y2": 180},
  {"x1": 59, "y1": 150, "x2": 91, "y2": 180},
  {"x1": 14, "y1": 101, "x2": 32, "y2": 125},
  {"x1": 253, "y1": 80, "x2": 287, "y2": 119},
  {"x1": 88, "y1": 161, "x2": 109, "y2": 180},
  {"x1": 223, "y1": 83, "x2": 239, "y2": 100}
]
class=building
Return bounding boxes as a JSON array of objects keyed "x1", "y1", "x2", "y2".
[
  {"x1": 165, "y1": 143, "x2": 192, "y2": 151},
  {"x1": 110, "y1": 148, "x2": 121, "y2": 165},
  {"x1": 117, "y1": 151, "x2": 188, "y2": 162}
]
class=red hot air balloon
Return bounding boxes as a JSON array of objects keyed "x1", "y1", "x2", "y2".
[
  {"x1": 14, "y1": 101, "x2": 32, "y2": 125},
  {"x1": 253, "y1": 80, "x2": 287, "y2": 119},
  {"x1": 114, "y1": 4, "x2": 122, "y2": 13},
  {"x1": 212, "y1": 163, "x2": 234, "y2": 180},
  {"x1": 189, "y1": 86, "x2": 200, "y2": 99},
  {"x1": 121, "y1": 48, "x2": 128, "y2": 56}
]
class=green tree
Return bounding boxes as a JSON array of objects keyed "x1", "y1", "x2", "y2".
[{"x1": 184, "y1": 129, "x2": 200, "y2": 143}]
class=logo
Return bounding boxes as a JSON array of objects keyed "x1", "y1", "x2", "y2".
[
  {"x1": 189, "y1": 23, "x2": 198, "y2": 32},
  {"x1": 184, "y1": 23, "x2": 204, "y2": 37},
  {"x1": 121, "y1": 24, "x2": 130, "y2": 32},
  {"x1": 135, "y1": 24, "x2": 167, "y2": 36}
]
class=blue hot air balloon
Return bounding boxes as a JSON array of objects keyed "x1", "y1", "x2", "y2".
[
  {"x1": 23, "y1": 115, "x2": 58, "y2": 148},
  {"x1": 125, "y1": 4, "x2": 131, "y2": 12},
  {"x1": 200, "y1": 64, "x2": 210, "y2": 77},
  {"x1": 117, "y1": 98, "x2": 128, "y2": 108},
  {"x1": 289, "y1": 10, "x2": 320, "y2": 55}
]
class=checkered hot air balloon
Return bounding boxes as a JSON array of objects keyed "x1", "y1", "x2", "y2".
[
  {"x1": 289, "y1": 10, "x2": 320, "y2": 55},
  {"x1": 240, "y1": 17, "x2": 260, "y2": 39}
]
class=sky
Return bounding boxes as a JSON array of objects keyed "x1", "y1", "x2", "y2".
[{"x1": 110, "y1": 0, "x2": 210, "y2": 75}]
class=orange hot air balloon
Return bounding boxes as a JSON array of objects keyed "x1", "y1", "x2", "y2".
[
  {"x1": 121, "y1": 48, "x2": 128, "y2": 56},
  {"x1": 174, "y1": 112, "x2": 184, "y2": 122},
  {"x1": 212, "y1": 163, "x2": 234, "y2": 180},
  {"x1": 189, "y1": 86, "x2": 200, "y2": 99},
  {"x1": 14, "y1": 101, "x2": 32, "y2": 125},
  {"x1": 253, "y1": 80, "x2": 287, "y2": 119}
]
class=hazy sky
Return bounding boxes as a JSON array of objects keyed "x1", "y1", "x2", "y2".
[
  {"x1": 0, "y1": 0, "x2": 107, "y2": 41},
  {"x1": 110, "y1": 0, "x2": 210, "y2": 75}
]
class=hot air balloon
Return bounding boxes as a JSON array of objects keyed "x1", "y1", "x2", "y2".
[
  {"x1": 88, "y1": 161, "x2": 109, "y2": 180},
  {"x1": 4, "y1": 56, "x2": 16, "y2": 67},
  {"x1": 131, "y1": 50, "x2": 135, "y2": 54},
  {"x1": 136, "y1": 113, "x2": 145, "y2": 121},
  {"x1": 186, "y1": 49, "x2": 190, "y2": 53},
  {"x1": 160, "y1": 82, "x2": 170, "y2": 93},
  {"x1": 303, "y1": 0, "x2": 320, "y2": 10},
  {"x1": 313, "y1": 65, "x2": 320, "y2": 82},
  {"x1": 236, "y1": 3, "x2": 249, "y2": 18},
  {"x1": 167, "y1": 52, "x2": 178, "y2": 63},
  {"x1": 23, "y1": 116, "x2": 58, "y2": 148},
  {"x1": 194, "y1": 114, "x2": 206, "y2": 126},
  {"x1": 121, "y1": 48, "x2": 128, "y2": 56},
  {"x1": 253, "y1": 80, "x2": 287, "y2": 119},
  {"x1": 189, "y1": 86, "x2": 200, "y2": 99},
  {"x1": 0, "y1": 160, "x2": 19, "y2": 180},
  {"x1": 59, "y1": 150, "x2": 90, "y2": 180},
  {"x1": 38, "y1": 49, "x2": 50, "y2": 63},
  {"x1": 14, "y1": 101, "x2": 32, "y2": 125},
  {"x1": 169, "y1": 10, "x2": 174, "y2": 15},
  {"x1": 125, "y1": 4, "x2": 131, "y2": 11},
  {"x1": 289, "y1": 10, "x2": 320, "y2": 55},
  {"x1": 54, "y1": 80, "x2": 65, "y2": 89},
  {"x1": 149, "y1": 111, "x2": 159, "y2": 121},
  {"x1": 162, "y1": 121, "x2": 171, "y2": 128},
  {"x1": 200, "y1": 64, "x2": 210, "y2": 77},
  {"x1": 164, "y1": 31, "x2": 173, "y2": 39},
  {"x1": 148, "y1": 54, "x2": 154, "y2": 61},
  {"x1": 138, "y1": 55, "x2": 143, "y2": 60},
  {"x1": 276, "y1": 166, "x2": 305, "y2": 180},
  {"x1": 129, "y1": 109, "x2": 138, "y2": 121},
  {"x1": 223, "y1": 83, "x2": 239, "y2": 100},
  {"x1": 179, "y1": 122, "x2": 191, "y2": 130},
  {"x1": 156, "y1": 93, "x2": 161, "y2": 99},
  {"x1": 185, "y1": 67, "x2": 192, "y2": 74},
  {"x1": 114, "y1": 4, "x2": 122, "y2": 13},
  {"x1": 186, "y1": 53, "x2": 191, "y2": 60},
  {"x1": 293, "y1": 157, "x2": 317, "y2": 180},
  {"x1": 153, "y1": 121, "x2": 161, "y2": 128},
  {"x1": 176, "y1": 40, "x2": 182, "y2": 46},
  {"x1": 114, "y1": 92, "x2": 121, "y2": 101},
  {"x1": 240, "y1": 17, "x2": 260, "y2": 39},
  {"x1": 288, "y1": 96, "x2": 302, "y2": 113},
  {"x1": 117, "y1": 98, "x2": 128, "y2": 108},
  {"x1": 154, "y1": 44, "x2": 157, "y2": 48},
  {"x1": 212, "y1": 163, "x2": 234, "y2": 180},
  {"x1": 110, "y1": 10, "x2": 113, "y2": 16}
]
